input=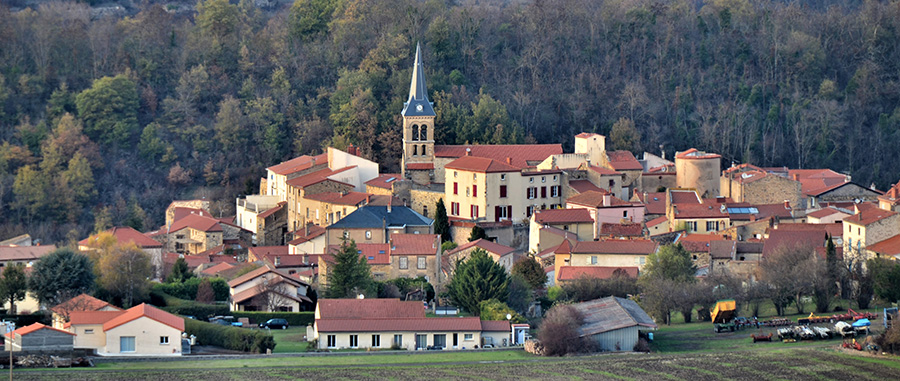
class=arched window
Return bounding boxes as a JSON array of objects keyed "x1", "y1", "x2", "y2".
[
  {"x1": 411, "y1": 125, "x2": 419, "y2": 141},
  {"x1": 413, "y1": 145, "x2": 418, "y2": 156},
  {"x1": 420, "y1": 125, "x2": 427, "y2": 141}
]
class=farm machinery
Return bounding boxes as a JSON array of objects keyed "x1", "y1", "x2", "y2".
[
  {"x1": 712, "y1": 300, "x2": 739, "y2": 333},
  {"x1": 798, "y1": 312, "x2": 833, "y2": 325},
  {"x1": 831, "y1": 309, "x2": 877, "y2": 322},
  {"x1": 776, "y1": 325, "x2": 833, "y2": 340}
]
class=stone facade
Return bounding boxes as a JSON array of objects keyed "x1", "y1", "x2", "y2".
[
  {"x1": 720, "y1": 174, "x2": 802, "y2": 209},
  {"x1": 410, "y1": 189, "x2": 444, "y2": 220},
  {"x1": 165, "y1": 200, "x2": 210, "y2": 227},
  {"x1": 641, "y1": 173, "x2": 676, "y2": 193}
]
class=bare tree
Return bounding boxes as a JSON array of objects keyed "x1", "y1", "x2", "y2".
[
  {"x1": 253, "y1": 276, "x2": 293, "y2": 312},
  {"x1": 758, "y1": 244, "x2": 818, "y2": 315}
]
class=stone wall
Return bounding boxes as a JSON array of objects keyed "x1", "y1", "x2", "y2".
[{"x1": 409, "y1": 189, "x2": 444, "y2": 220}]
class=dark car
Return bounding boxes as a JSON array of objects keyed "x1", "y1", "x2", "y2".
[{"x1": 259, "y1": 318, "x2": 289, "y2": 329}]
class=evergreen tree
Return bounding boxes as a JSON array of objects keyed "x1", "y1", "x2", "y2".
[
  {"x1": 468, "y1": 225, "x2": 487, "y2": 242},
  {"x1": 0, "y1": 263, "x2": 28, "y2": 315},
  {"x1": 446, "y1": 249, "x2": 508, "y2": 315},
  {"x1": 168, "y1": 257, "x2": 193, "y2": 283},
  {"x1": 28, "y1": 248, "x2": 95, "y2": 307},
  {"x1": 325, "y1": 239, "x2": 374, "y2": 298},
  {"x1": 434, "y1": 199, "x2": 451, "y2": 242},
  {"x1": 512, "y1": 256, "x2": 546, "y2": 290},
  {"x1": 75, "y1": 74, "x2": 139, "y2": 146}
]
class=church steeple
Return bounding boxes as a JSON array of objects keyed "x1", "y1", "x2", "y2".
[{"x1": 402, "y1": 42, "x2": 435, "y2": 117}]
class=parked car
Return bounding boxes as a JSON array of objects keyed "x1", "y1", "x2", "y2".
[{"x1": 260, "y1": 318, "x2": 289, "y2": 329}]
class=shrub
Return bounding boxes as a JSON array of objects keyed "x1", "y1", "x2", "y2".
[
  {"x1": 185, "y1": 318, "x2": 275, "y2": 353},
  {"x1": 152, "y1": 278, "x2": 229, "y2": 301},
  {"x1": 230, "y1": 311, "x2": 315, "y2": 327},
  {"x1": 537, "y1": 304, "x2": 592, "y2": 356}
]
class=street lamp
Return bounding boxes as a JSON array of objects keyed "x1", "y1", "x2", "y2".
[{"x1": 4, "y1": 321, "x2": 14, "y2": 381}]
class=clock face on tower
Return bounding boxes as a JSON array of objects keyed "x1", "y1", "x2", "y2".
[{"x1": 416, "y1": 104, "x2": 423, "y2": 112}]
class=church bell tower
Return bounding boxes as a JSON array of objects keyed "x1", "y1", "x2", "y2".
[{"x1": 400, "y1": 42, "x2": 436, "y2": 184}]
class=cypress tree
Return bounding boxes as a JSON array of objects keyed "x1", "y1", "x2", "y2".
[
  {"x1": 446, "y1": 249, "x2": 508, "y2": 315},
  {"x1": 434, "y1": 198, "x2": 451, "y2": 242}
]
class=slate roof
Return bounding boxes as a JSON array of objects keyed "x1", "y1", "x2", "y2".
[
  {"x1": 434, "y1": 144, "x2": 562, "y2": 169},
  {"x1": 557, "y1": 266, "x2": 639, "y2": 281},
  {"x1": 534, "y1": 209, "x2": 593, "y2": 224},
  {"x1": 401, "y1": 43, "x2": 436, "y2": 117},
  {"x1": 572, "y1": 297, "x2": 658, "y2": 336},
  {"x1": 327, "y1": 206, "x2": 432, "y2": 229}
]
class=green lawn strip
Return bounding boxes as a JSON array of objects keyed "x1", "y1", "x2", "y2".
[{"x1": 47, "y1": 350, "x2": 534, "y2": 371}]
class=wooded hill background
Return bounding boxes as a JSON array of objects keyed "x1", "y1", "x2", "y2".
[{"x1": 1, "y1": 0, "x2": 899, "y2": 243}]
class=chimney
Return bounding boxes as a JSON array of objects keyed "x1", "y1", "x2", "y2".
[
  {"x1": 793, "y1": 173, "x2": 799, "y2": 181},
  {"x1": 603, "y1": 194, "x2": 612, "y2": 206},
  {"x1": 506, "y1": 157, "x2": 512, "y2": 165},
  {"x1": 365, "y1": 194, "x2": 371, "y2": 204},
  {"x1": 387, "y1": 202, "x2": 392, "y2": 213},
  {"x1": 311, "y1": 157, "x2": 316, "y2": 166},
  {"x1": 305, "y1": 222, "x2": 309, "y2": 237},
  {"x1": 465, "y1": 148, "x2": 471, "y2": 156},
  {"x1": 783, "y1": 200, "x2": 790, "y2": 209},
  {"x1": 275, "y1": 256, "x2": 281, "y2": 267}
]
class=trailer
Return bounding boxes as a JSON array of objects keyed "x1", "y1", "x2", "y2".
[
  {"x1": 884, "y1": 307, "x2": 898, "y2": 329},
  {"x1": 712, "y1": 300, "x2": 737, "y2": 333},
  {"x1": 798, "y1": 312, "x2": 833, "y2": 325}
]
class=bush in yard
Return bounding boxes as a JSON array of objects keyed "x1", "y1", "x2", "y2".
[
  {"x1": 185, "y1": 318, "x2": 276, "y2": 353},
  {"x1": 537, "y1": 304, "x2": 592, "y2": 356}
]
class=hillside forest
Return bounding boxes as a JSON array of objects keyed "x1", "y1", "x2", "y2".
[{"x1": 1, "y1": 0, "x2": 900, "y2": 243}]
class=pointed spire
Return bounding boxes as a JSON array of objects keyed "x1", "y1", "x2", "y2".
[{"x1": 402, "y1": 42, "x2": 435, "y2": 117}]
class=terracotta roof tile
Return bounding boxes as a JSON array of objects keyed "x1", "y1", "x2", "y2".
[
  {"x1": 568, "y1": 180, "x2": 605, "y2": 194},
  {"x1": 434, "y1": 144, "x2": 562, "y2": 169},
  {"x1": 200, "y1": 261, "x2": 235, "y2": 276},
  {"x1": 675, "y1": 148, "x2": 721, "y2": 160},
  {"x1": 169, "y1": 214, "x2": 224, "y2": 233},
  {"x1": 288, "y1": 225, "x2": 326, "y2": 245},
  {"x1": 389, "y1": 234, "x2": 439, "y2": 255},
  {"x1": 605, "y1": 151, "x2": 642, "y2": 171},
  {"x1": 843, "y1": 208, "x2": 898, "y2": 226},
  {"x1": 445, "y1": 156, "x2": 519, "y2": 173},
  {"x1": 266, "y1": 153, "x2": 327, "y2": 176},
  {"x1": 66, "y1": 311, "x2": 125, "y2": 327},
  {"x1": 50, "y1": 294, "x2": 121, "y2": 315},
  {"x1": 0, "y1": 245, "x2": 56, "y2": 262},
  {"x1": 599, "y1": 223, "x2": 644, "y2": 237},
  {"x1": 316, "y1": 317, "x2": 482, "y2": 333},
  {"x1": 103, "y1": 303, "x2": 185, "y2": 332},
  {"x1": 406, "y1": 163, "x2": 434, "y2": 170},
  {"x1": 305, "y1": 191, "x2": 371, "y2": 206},
  {"x1": 775, "y1": 223, "x2": 843, "y2": 238},
  {"x1": 249, "y1": 246, "x2": 290, "y2": 261},
  {"x1": 866, "y1": 234, "x2": 900, "y2": 256},
  {"x1": 575, "y1": 132, "x2": 602, "y2": 138},
  {"x1": 646, "y1": 216, "x2": 668, "y2": 227},
  {"x1": 79, "y1": 227, "x2": 162, "y2": 248},
  {"x1": 566, "y1": 191, "x2": 631, "y2": 208},
  {"x1": 534, "y1": 209, "x2": 593, "y2": 224},
  {"x1": 806, "y1": 207, "x2": 848, "y2": 219},
  {"x1": 327, "y1": 244, "x2": 392, "y2": 265},
  {"x1": 669, "y1": 190, "x2": 701, "y2": 204},
  {"x1": 317, "y1": 299, "x2": 424, "y2": 319},
  {"x1": 231, "y1": 278, "x2": 312, "y2": 305},
  {"x1": 481, "y1": 320, "x2": 512, "y2": 332},
  {"x1": 365, "y1": 174, "x2": 401, "y2": 190},
  {"x1": 285, "y1": 167, "x2": 355, "y2": 189},
  {"x1": 589, "y1": 166, "x2": 622, "y2": 176},
  {"x1": 445, "y1": 239, "x2": 515, "y2": 257},
  {"x1": 557, "y1": 266, "x2": 639, "y2": 281},
  {"x1": 6, "y1": 323, "x2": 74, "y2": 338},
  {"x1": 257, "y1": 202, "x2": 286, "y2": 219},
  {"x1": 762, "y1": 229, "x2": 827, "y2": 258},
  {"x1": 636, "y1": 192, "x2": 666, "y2": 215}
]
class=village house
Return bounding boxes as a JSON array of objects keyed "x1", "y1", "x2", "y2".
[
  {"x1": 570, "y1": 297, "x2": 658, "y2": 352},
  {"x1": 842, "y1": 208, "x2": 900, "y2": 261},
  {"x1": 708, "y1": 241, "x2": 765, "y2": 281},
  {"x1": 878, "y1": 182, "x2": 900, "y2": 212},
  {"x1": 0, "y1": 244, "x2": 56, "y2": 314},
  {"x1": 79, "y1": 226, "x2": 165, "y2": 278},
  {"x1": 51, "y1": 294, "x2": 123, "y2": 330},
  {"x1": 443, "y1": 239, "x2": 517, "y2": 277},
  {"x1": 806, "y1": 207, "x2": 852, "y2": 224},
  {"x1": 65, "y1": 303, "x2": 184, "y2": 356},
  {"x1": 566, "y1": 191, "x2": 645, "y2": 238},
  {"x1": 674, "y1": 148, "x2": 721, "y2": 199},
  {"x1": 227, "y1": 265, "x2": 313, "y2": 312},
  {"x1": 528, "y1": 208, "x2": 594, "y2": 252},
  {"x1": 152, "y1": 210, "x2": 251, "y2": 256},
  {"x1": 553, "y1": 239, "x2": 658, "y2": 283},
  {"x1": 323, "y1": 205, "x2": 433, "y2": 246},
  {"x1": 312, "y1": 299, "x2": 517, "y2": 350},
  {"x1": 720, "y1": 164, "x2": 803, "y2": 209},
  {"x1": 319, "y1": 233, "x2": 441, "y2": 287},
  {"x1": 235, "y1": 195, "x2": 287, "y2": 246}
]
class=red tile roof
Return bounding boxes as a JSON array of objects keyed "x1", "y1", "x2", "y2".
[
  {"x1": 305, "y1": 191, "x2": 371, "y2": 206},
  {"x1": 570, "y1": 240, "x2": 657, "y2": 255},
  {"x1": 406, "y1": 163, "x2": 434, "y2": 170},
  {"x1": 446, "y1": 239, "x2": 515, "y2": 257},
  {"x1": 317, "y1": 299, "x2": 425, "y2": 319},
  {"x1": 365, "y1": 174, "x2": 400, "y2": 190},
  {"x1": 163, "y1": 252, "x2": 212, "y2": 268},
  {"x1": 316, "y1": 317, "x2": 483, "y2": 333},
  {"x1": 843, "y1": 208, "x2": 898, "y2": 226},
  {"x1": 200, "y1": 261, "x2": 235, "y2": 276},
  {"x1": 172, "y1": 207, "x2": 214, "y2": 223},
  {"x1": 79, "y1": 227, "x2": 162, "y2": 249},
  {"x1": 50, "y1": 294, "x2": 121, "y2": 315},
  {"x1": 389, "y1": 234, "x2": 439, "y2": 255},
  {"x1": 575, "y1": 132, "x2": 603, "y2": 138},
  {"x1": 672, "y1": 203, "x2": 727, "y2": 219},
  {"x1": 646, "y1": 216, "x2": 668, "y2": 228},
  {"x1": 434, "y1": 144, "x2": 562, "y2": 169},
  {"x1": 680, "y1": 233, "x2": 726, "y2": 242},
  {"x1": 566, "y1": 191, "x2": 632, "y2": 208},
  {"x1": 675, "y1": 148, "x2": 721, "y2": 160},
  {"x1": 444, "y1": 156, "x2": 519, "y2": 173},
  {"x1": 481, "y1": 320, "x2": 512, "y2": 332},
  {"x1": 266, "y1": 153, "x2": 327, "y2": 175},
  {"x1": 680, "y1": 241, "x2": 712, "y2": 253},
  {"x1": 257, "y1": 202, "x2": 286, "y2": 219},
  {"x1": 762, "y1": 229, "x2": 827, "y2": 258},
  {"x1": 806, "y1": 207, "x2": 848, "y2": 219},
  {"x1": 0, "y1": 245, "x2": 56, "y2": 262},
  {"x1": 169, "y1": 213, "x2": 224, "y2": 233},
  {"x1": 568, "y1": 180, "x2": 605, "y2": 194},
  {"x1": 866, "y1": 234, "x2": 900, "y2": 256},
  {"x1": 599, "y1": 223, "x2": 644, "y2": 237},
  {"x1": 6, "y1": 323, "x2": 74, "y2": 339},
  {"x1": 288, "y1": 225, "x2": 326, "y2": 245},
  {"x1": 103, "y1": 303, "x2": 185, "y2": 332},
  {"x1": 284, "y1": 166, "x2": 356, "y2": 189},
  {"x1": 787, "y1": 169, "x2": 848, "y2": 196},
  {"x1": 249, "y1": 246, "x2": 289, "y2": 261},
  {"x1": 534, "y1": 209, "x2": 593, "y2": 224},
  {"x1": 775, "y1": 223, "x2": 843, "y2": 238},
  {"x1": 635, "y1": 192, "x2": 666, "y2": 215},
  {"x1": 589, "y1": 165, "x2": 622, "y2": 176},
  {"x1": 65, "y1": 311, "x2": 125, "y2": 328},
  {"x1": 557, "y1": 266, "x2": 639, "y2": 281},
  {"x1": 231, "y1": 278, "x2": 312, "y2": 305},
  {"x1": 669, "y1": 190, "x2": 701, "y2": 204},
  {"x1": 605, "y1": 150, "x2": 642, "y2": 171}
]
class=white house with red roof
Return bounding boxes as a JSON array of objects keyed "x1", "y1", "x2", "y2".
[
  {"x1": 443, "y1": 238, "x2": 517, "y2": 277},
  {"x1": 553, "y1": 239, "x2": 657, "y2": 284},
  {"x1": 565, "y1": 190, "x2": 645, "y2": 238},
  {"x1": 79, "y1": 226, "x2": 165, "y2": 277},
  {"x1": 227, "y1": 265, "x2": 313, "y2": 312},
  {"x1": 51, "y1": 293, "x2": 123, "y2": 330},
  {"x1": 65, "y1": 303, "x2": 184, "y2": 356},
  {"x1": 312, "y1": 298, "x2": 516, "y2": 350}
]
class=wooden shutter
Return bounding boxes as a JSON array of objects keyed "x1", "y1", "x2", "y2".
[
  {"x1": 495, "y1": 206, "x2": 501, "y2": 222},
  {"x1": 541, "y1": 187, "x2": 547, "y2": 198}
]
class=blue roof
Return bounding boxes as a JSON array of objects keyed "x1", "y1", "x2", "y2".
[{"x1": 329, "y1": 206, "x2": 433, "y2": 230}]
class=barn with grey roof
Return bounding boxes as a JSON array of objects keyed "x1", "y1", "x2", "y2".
[{"x1": 571, "y1": 296, "x2": 657, "y2": 352}]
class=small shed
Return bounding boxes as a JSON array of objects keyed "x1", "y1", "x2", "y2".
[
  {"x1": 5, "y1": 323, "x2": 75, "y2": 352},
  {"x1": 571, "y1": 297, "x2": 657, "y2": 352}
]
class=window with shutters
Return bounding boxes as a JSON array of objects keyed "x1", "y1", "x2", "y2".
[
  {"x1": 526, "y1": 206, "x2": 535, "y2": 217},
  {"x1": 551, "y1": 186, "x2": 560, "y2": 197},
  {"x1": 470, "y1": 205, "x2": 479, "y2": 218},
  {"x1": 527, "y1": 187, "x2": 537, "y2": 199},
  {"x1": 451, "y1": 202, "x2": 460, "y2": 216},
  {"x1": 473, "y1": 185, "x2": 477, "y2": 197},
  {"x1": 453, "y1": 182, "x2": 458, "y2": 195},
  {"x1": 499, "y1": 185, "x2": 507, "y2": 198}
]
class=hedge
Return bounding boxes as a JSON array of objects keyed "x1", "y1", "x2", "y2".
[
  {"x1": 152, "y1": 291, "x2": 230, "y2": 319},
  {"x1": 230, "y1": 311, "x2": 315, "y2": 327},
  {"x1": 185, "y1": 318, "x2": 275, "y2": 353},
  {"x1": 152, "y1": 278, "x2": 229, "y2": 301}
]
